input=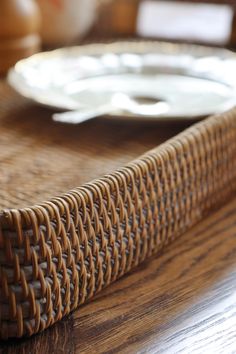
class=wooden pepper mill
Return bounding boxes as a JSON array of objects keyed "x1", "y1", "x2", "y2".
[{"x1": 0, "y1": 0, "x2": 41, "y2": 75}]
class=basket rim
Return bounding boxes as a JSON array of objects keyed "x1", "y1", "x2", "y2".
[{"x1": 0, "y1": 110, "x2": 230, "y2": 228}]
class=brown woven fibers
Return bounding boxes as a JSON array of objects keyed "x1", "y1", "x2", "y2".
[{"x1": 0, "y1": 82, "x2": 236, "y2": 339}]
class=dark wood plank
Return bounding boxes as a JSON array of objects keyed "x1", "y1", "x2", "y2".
[{"x1": 1, "y1": 197, "x2": 236, "y2": 353}]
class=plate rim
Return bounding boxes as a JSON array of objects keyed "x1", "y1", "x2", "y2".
[{"x1": 7, "y1": 40, "x2": 236, "y2": 121}]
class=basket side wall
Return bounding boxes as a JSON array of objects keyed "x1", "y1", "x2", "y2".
[{"x1": 0, "y1": 110, "x2": 236, "y2": 339}]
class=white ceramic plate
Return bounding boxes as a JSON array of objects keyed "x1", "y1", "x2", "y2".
[{"x1": 7, "y1": 41, "x2": 236, "y2": 121}]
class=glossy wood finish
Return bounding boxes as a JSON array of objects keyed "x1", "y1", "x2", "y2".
[{"x1": 1, "y1": 196, "x2": 236, "y2": 353}]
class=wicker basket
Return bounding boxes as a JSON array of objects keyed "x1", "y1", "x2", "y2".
[{"x1": 0, "y1": 96, "x2": 236, "y2": 339}]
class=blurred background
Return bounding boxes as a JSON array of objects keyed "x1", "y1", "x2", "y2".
[
  {"x1": 37, "y1": 0, "x2": 236, "y2": 46},
  {"x1": 1, "y1": 0, "x2": 236, "y2": 74},
  {"x1": 90, "y1": 0, "x2": 236, "y2": 46}
]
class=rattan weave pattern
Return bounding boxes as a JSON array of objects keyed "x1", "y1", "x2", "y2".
[{"x1": 0, "y1": 85, "x2": 236, "y2": 339}]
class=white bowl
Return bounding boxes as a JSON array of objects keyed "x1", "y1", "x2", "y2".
[{"x1": 36, "y1": 0, "x2": 96, "y2": 45}]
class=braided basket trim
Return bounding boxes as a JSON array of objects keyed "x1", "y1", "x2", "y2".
[{"x1": 0, "y1": 110, "x2": 236, "y2": 339}]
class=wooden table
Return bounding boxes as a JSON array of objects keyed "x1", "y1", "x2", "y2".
[{"x1": 1, "y1": 194, "x2": 236, "y2": 353}]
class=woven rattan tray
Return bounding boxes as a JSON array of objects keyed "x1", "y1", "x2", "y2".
[{"x1": 0, "y1": 81, "x2": 236, "y2": 340}]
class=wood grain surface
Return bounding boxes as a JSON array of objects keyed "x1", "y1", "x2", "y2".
[{"x1": 1, "y1": 196, "x2": 236, "y2": 353}]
